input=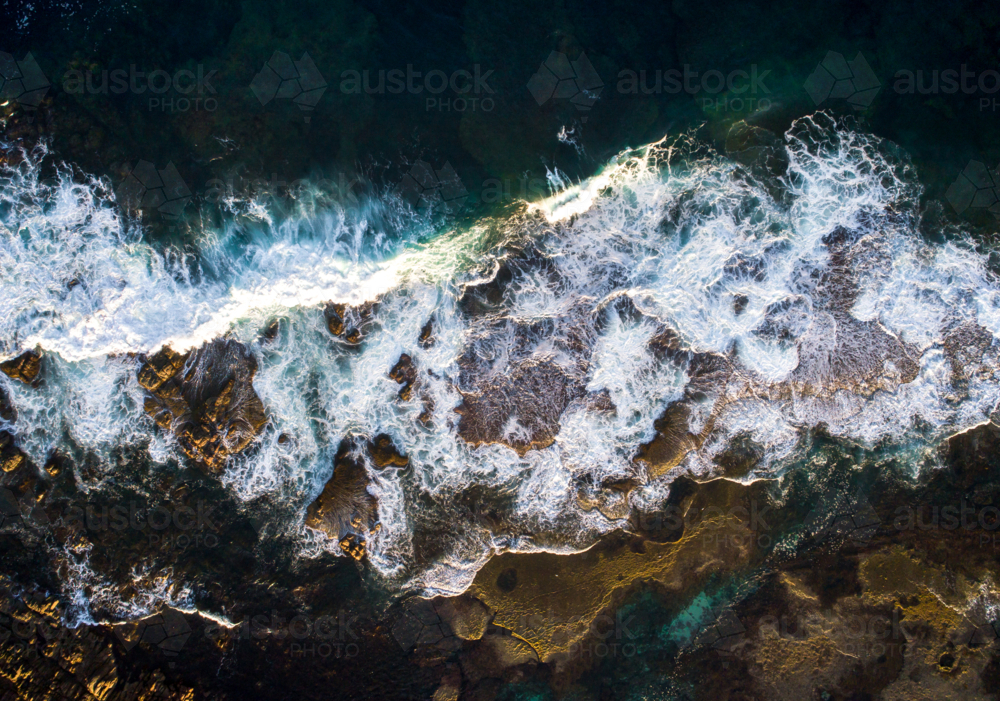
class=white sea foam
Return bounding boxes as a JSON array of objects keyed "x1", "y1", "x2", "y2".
[{"x1": 4, "y1": 115, "x2": 1000, "y2": 603}]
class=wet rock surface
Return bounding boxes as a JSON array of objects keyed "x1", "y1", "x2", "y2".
[
  {"x1": 456, "y1": 357, "x2": 584, "y2": 456},
  {"x1": 138, "y1": 341, "x2": 268, "y2": 473},
  {"x1": 388, "y1": 352, "x2": 436, "y2": 426},
  {"x1": 0, "y1": 431, "x2": 27, "y2": 476},
  {"x1": 635, "y1": 352, "x2": 732, "y2": 478},
  {"x1": 0, "y1": 265, "x2": 997, "y2": 698},
  {"x1": 6, "y1": 5, "x2": 1000, "y2": 696},
  {"x1": 0, "y1": 582, "x2": 154, "y2": 700},
  {"x1": 324, "y1": 302, "x2": 378, "y2": 345},
  {"x1": 389, "y1": 353, "x2": 418, "y2": 401},
  {"x1": 305, "y1": 438, "x2": 382, "y2": 560},
  {"x1": 0, "y1": 350, "x2": 42, "y2": 386},
  {"x1": 446, "y1": 428, "x2": 1000, "y2": 698},
  {"x1": 0, "y1": 386, "x2": 15, "y2": 424}
]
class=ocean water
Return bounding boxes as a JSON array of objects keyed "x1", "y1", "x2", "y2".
[{"x1": 2, "y1": 114, "x2": 1000, "y2": 616}]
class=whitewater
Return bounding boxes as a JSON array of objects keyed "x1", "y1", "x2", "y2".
[{"x1": 2, "y1": 113, "x2": 1000, "y2": 614}]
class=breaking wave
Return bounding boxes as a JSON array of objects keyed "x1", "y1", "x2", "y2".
[{"x1": 2, "y1": 113, "x2": 1000, "y2": 605}]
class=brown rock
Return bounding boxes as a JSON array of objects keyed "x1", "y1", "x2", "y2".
[
  {"x1": 306, "y1": 442, "x2": 380, "y2": 558},
  {"x1": 368, "y1": 433, "x2": 409, "y2": 469},
  {"x1": 389, "y1": 353, "x2": 418, "y2": 401},
  {"x1": 326, "y1": 303, "x2": 347, "y2": 336},
  {"x1": 0, "y1": 349, "x2": 42, "y2": 385},
  {"x1": 456, "y1": 358, "x2": 582, "y2": 456},
  {"x1": 138, "y1": 340, "x2": 268, "y2": 472},
  {"x1": 340, "y1": 533, "x2": 367, "y2": 560},
  {"x1": 419, "y1": 319, "x2": 435, "y2": 348},
  {"x1": 0, "y1": 450, "x2": 24, "y2": 474},
  {"x1": 324, "y1": 301, "x2": 378, "y2": 343},
  {"x1": 137, "y1": 346, "x2": 187, "y2": 393},
  {"x1": 0, "y1": 432, "x2": 26, "y2": 476}
]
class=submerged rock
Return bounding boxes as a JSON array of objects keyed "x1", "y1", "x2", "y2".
[
  {"x1": 0, "y1": 385, "x2": 15, "y2": 423},
  {"x1": 138, "y1": 340, "x2": 268, "y2": 472},
  {"x1": 0, "y1": 349, "x2": 42, "y2": 385},
  {"x1": 456, "y1": 357, "x2": 583, "y2": 456}
]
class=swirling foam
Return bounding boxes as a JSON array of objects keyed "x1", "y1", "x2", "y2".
[{"x1": 3, "y1": 116, "x2": 1000, "y2": 603}]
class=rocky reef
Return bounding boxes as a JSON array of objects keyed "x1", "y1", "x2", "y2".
[{"x1": 138, "y1": 341, "x2": 268, "y2": 472}]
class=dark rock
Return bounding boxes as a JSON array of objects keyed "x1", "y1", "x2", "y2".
[
  {"x1": 138, "y1": 341, "x2": 268, "y2": 473},
  {"x1": 324, "y1": 302, "x2": 378, "y2": 344},
  {"x1": 418, "y1": 400, "x2": 436, "y2": 428},
  {"x1": 368, "y1": 433, "x2": 409, "y2": 469},
  {"x1": 305, "y1": 442, "x2": 380, "y2": 560},
  {"x1": 0, "y1": 574, "x2": 224, "y2": 700},
  {"x1": 419, "y1": 319, "x2": 435, "y2": 348},
  {"x1": 0, "y1": 385, "x2": 15, "y2": 423},
  {"x1": 389, "y1": 353, "x2": 418, "y2": 401},
  {"x1": 0, "y1": 349, "x2": 42, "y2": 385},
  {"x1": 0, "y1": 432, "x2": 49, "y2": 532},
  {"x1": 733, "y1": 294, "x2": 749, "y2": 315},
  {"x1": 0, "y1": 583, "x2": 124, "y2": 700},
  {"x1": 262, "y1": 319, "x2": 281, "y2": 343}
]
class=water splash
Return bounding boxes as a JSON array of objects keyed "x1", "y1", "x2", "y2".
[{"x1": 3, "y1": 115, "x2": 1000, "y2": 605}]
